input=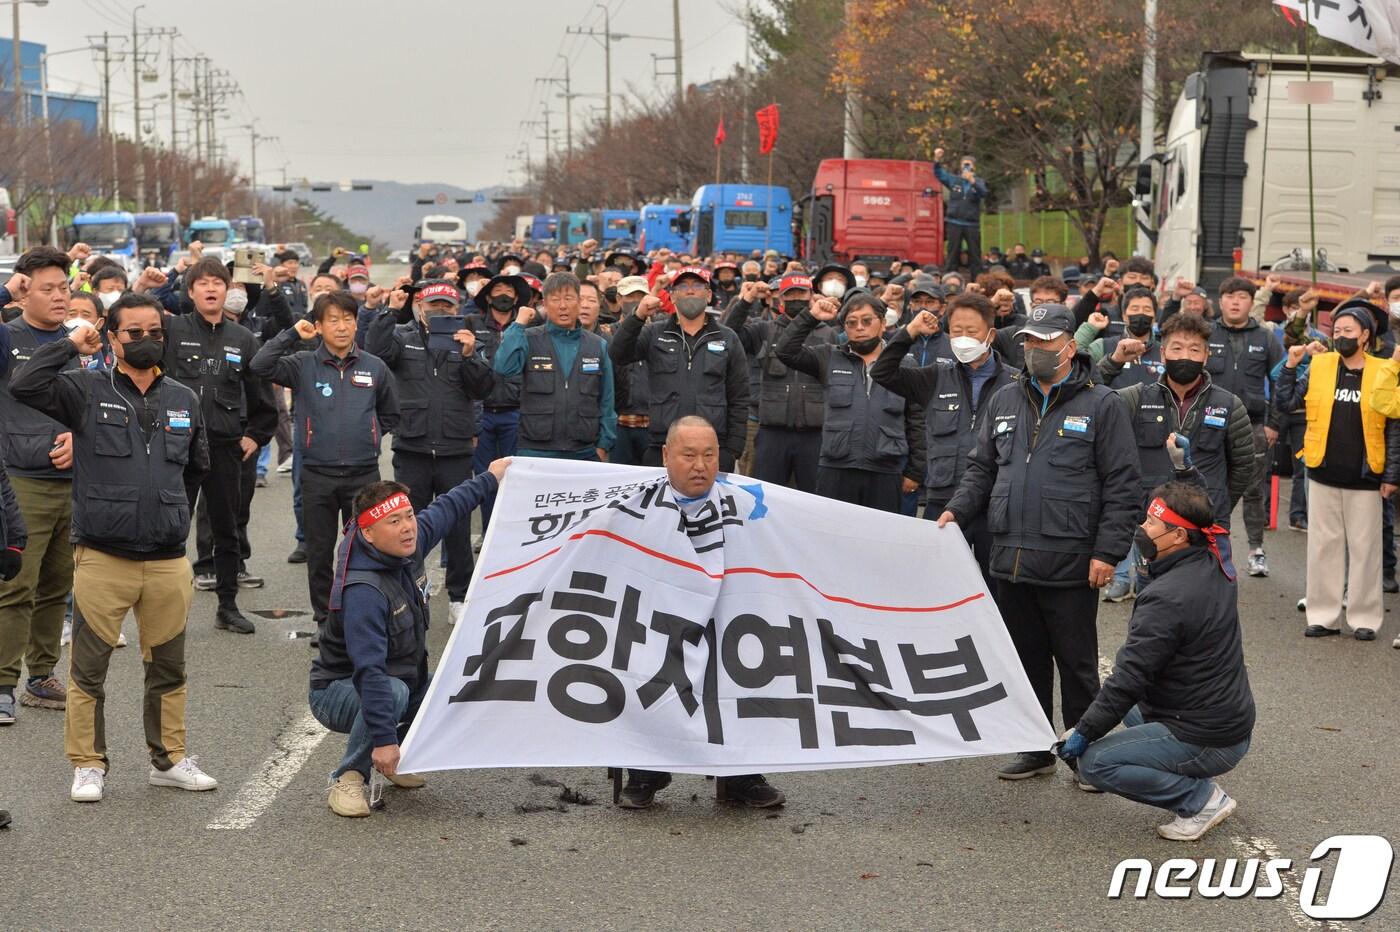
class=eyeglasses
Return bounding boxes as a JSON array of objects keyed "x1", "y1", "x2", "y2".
[
  {"x1": 116, "y1": 327, "x2": 164, "y2": 342},
  {"x1": 844, "y1": 315, "x2": 882, "y2": 329}
]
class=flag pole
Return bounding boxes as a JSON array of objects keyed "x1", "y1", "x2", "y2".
[
  {"x1": 1303, "y1": 1, "x2": 1318, "y2": 294},
  {"x1": 764, "y1": 147, "x2": 775, "y2": 254},
  {"x1": 715, "y1": 119, "x2": 723, "y2": 187}
]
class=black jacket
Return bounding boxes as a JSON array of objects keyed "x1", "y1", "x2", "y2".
[
  {"x1": 162, "y1": 312, "x2": 278, "y2": 444},
  {"x1": 775, "y1": 310, "x2": 924, "y2": 481},
  {"x1": 944, "y1": 355, "x2": 1141, "y2": 586},
  {"x1": 609, "y1": 311, "x2": 751, "y2": 463},
  {"x1": 1076, "y1": 546, "x2": 1255, "y2": 747},
  {"x1": 723, "y1": 298, "x2": 832, "y2": 431},
  {"x1": 872, "y1": 328, "x2": 1014, "y2": 503}
]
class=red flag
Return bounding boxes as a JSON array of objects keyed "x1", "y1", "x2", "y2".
[
  {"x1": 755, "y1": 104, "x2": 780, "y2": 155},
  {"x1": 714, "y1": 115, "x2": 726, "y2": 148},
  {"x1": 1278, "y1": 4, "x2": 1299, "y2": 26}
]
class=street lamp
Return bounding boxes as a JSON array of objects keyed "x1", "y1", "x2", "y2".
[
  {"x1": 10, "y1": 0, "x2": 51, "y2": 250},
  {"x1": 40, "y1": 44, "x2": 104, "y2": 245}
]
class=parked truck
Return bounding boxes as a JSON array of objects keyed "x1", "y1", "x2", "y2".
[
  {"x1": 68, "y1": 211, "x2": 138, "y2": 266},
  {"x1": 801, "y1": 159, "x2": 943, "y2": 270},
  {"x1": 135, "y1": 211, "x2": 184, "y2": 264},
  {"x1": 689, "y1": 184, "x2": 793, "y2": 257},
  {"x1": 1135, "y1": 50, "x2": 1400, "y2": 307}
]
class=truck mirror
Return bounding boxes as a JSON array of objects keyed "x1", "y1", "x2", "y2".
[
  {"x1": 1183, "y1": 72, "x2": 1203, "y2": 101},
  {"x1": 1134, "y1": 162, "x2": 1154, "y2": 197}
]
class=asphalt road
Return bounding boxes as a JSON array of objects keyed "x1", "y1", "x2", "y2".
[{"x1": 2, "y1": 468, "x2": 1398, "y2": 931}]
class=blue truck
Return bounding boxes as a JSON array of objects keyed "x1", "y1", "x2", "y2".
[
  {"x1": 591, "y1": 209, "x2": 638, "y2": 247},
  {"x1": 689, "y1": 185, "x2": 793, "y2": 257},
  {"x1": 529, "y1": 214, "x2": 560, "y2": 244},
  {"x1": 638, "y1": 203, "x2": 690, "y2": 255},
  {"x1": 134, "y1": 212, "x2": 184, "y2": 264},
  {"x1": 68, "y1": 211, "x2": 138, "y2": 264},
  {"x1": 187, "y1": 216, "x2": 237, "y2": 248},
  {"x1": 231, "y1": 215, "x2": 267, "y2": 243}
]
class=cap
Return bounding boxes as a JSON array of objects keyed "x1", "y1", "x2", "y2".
[
  {"x1": 521, "y1": 273, "x2": 544, "y2": 295},
  {"x1": 473, "y1": 274, "x2": 532, "y2": 313},
  {"x1": 347, "y1": 264, "x2": 370, "y2": 280},
  {"x1": 417, "y1": 280, "x2": 461, "y2": 305},
  {"x1": 779, "y1": 273, "x2": 813, "y2": 294},
  {"x1": 1333, "y1": 298, "x2": 1387, "y2": 335},
  {"x1": 459, "y1": 260, "x2": 491, "y2": 278},
  {"x1": 671, "y1": 265, "x2": 712, "y2": 286},
  {"x1": 713, "y1": 261, "x2": 738, "y2": 272},
  {"x1": 1031, "y1": 248, "x2": 1045, "y2": 258},
  {"x1": 907, "y1": 279, "x2": 945, "y2": 300},
  {"x1": 617, "y1": 275, "x2": 650, "y2": 296},
  {"x1": 1060, "y1": 267, "x2": 1082, "y2": 285},
  {"x1": 1015, "y1": 303, "x2": 1075, "y2": 341}
]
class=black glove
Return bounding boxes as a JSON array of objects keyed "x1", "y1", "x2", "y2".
[{"x1": 0, "y1": 548, "x2": 22, "y2": 582}]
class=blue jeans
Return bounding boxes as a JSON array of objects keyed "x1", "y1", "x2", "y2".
[
  {"x1": 1078, "y1": 705, "x2": 1250, "y2": 817},
  {"x1": 308, "y1": 676, "x2": 420, "y2": 779},
  {"x1": 474, "y1": 410, "x2": 519, "y2": 529},
  {"x1": 1112, "y1": 541, "x2": 1141, "y2": 589},
  {"x1": 256, "y1": 444, "x2": 271, "y2": 479},
  {"x1": 291, "y1": 441, "x2": 305, "y2": 545}
]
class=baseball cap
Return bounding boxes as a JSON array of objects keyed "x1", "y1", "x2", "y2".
[
  {"x1": 347, "y1": 264, "x2": 370, "y2": 280},
  {"x1": 416, "y1": 280, "x2": 461, "y2": 306},
  {"x1": 1015, "y1": 303, "x2": 1075, "y2": 341},
  {"x1": 779, "y1": 273, "x2": 813, "y2": 294},
  {"x1": 1031, "y1": 248, "x2": 1045, "y2": 258},
  {"x1": 671, "y1": 266, "x2": 712, "y2": 286},
  {"x1": 617, "y1": 275, "x2": 650, "y2": 296},
  {"x1": 907, "y1": 279, "x2": 946, "y2": 301}
]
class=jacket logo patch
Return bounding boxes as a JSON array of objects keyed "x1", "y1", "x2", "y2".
[
  {"x1": 1062, "y1": 415, "x2": 1091, "y2": 434},
  {"x1": 351, "y1": 371, "x2": 374, "y2": 388},
  {"x1": 580, "y1": 356, "x2": 601, "y2": 373},
  {"x1": 1203, "y1": 415, "x2": 1227, "y2": 428},
  {"x1": 315, "y1": 380, "x2": 334, "y2": 397},
  {"x1": 166, "y1": 409, "x2": 191, "y2": 430},
  {"x1": 996, "y1": 420, "x2": 1011, "y2": 434},
  {"x1": 707, "y1": 341, "x2": 726, "y2": 353}
]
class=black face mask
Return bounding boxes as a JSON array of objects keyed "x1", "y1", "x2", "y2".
[
  {"x1": 1125, "y1": 315, "x2": 1154, "y2": 337},
  {"x1": 1134, "y1": 525, "x2": 1175, "y2": 564},
  {"x1": 121, "y1": 336, "x2": 164, "y2": 370},
  {"x1": 848, "y1": 335, "x2": 882, "y2": 355},
  {"x1": 1164, "y1": 357, "x2": 1204, "y2": 384},
  {"x1": 716, "y1": 278, "x2": 737, "y2": 292},
  {"x1": 603, "y1": 286, "x2": 618, "y2": 303},
  {"x1": 783, "y1": 299, "x2": 808, "y2": 318},
  {"x1": 620, "y1": 300, "x2": 642, "y2": 318},
  {"x1": 1334, "y1": 336, "x2": 1361, "y2": 358},
  {"x1": 489, "y1": 294, "x2": 516, "y2": 313},
  {"x1": 742, "y1": 273, "x2": 759, "y2": 283},
  {"x1": 615, "y1": 261, "x2": 634, "y2": 274}
]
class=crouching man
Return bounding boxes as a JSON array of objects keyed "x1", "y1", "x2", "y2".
[
  {"x1": 308, "y1": 456, "x2": 512, "y2": 817},
  {"x1": 1057, "y1": 476, "x2": 1254, "y2": 842}
]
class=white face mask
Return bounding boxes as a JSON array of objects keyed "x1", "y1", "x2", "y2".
[
  {"x1": 950, "y1": 334, "x2": 990, "y2": 364},
  {"x1": 503, "y1": 264, "x2": 521, "y2": 276},
  {"x1": 884, "y1": 308, "x2": 900, "y2": 328},
  {"x1": 853, "y1": 275, "x2": 867, "y2": 289},
  {"x1": 465, "y1": 279, "x2": 484, "y2": 297},
  {"x1": 224, "y1": 289, "x2": 248, "y2": 314},
  {"x1": 98, "y1": 290, "x2": 121, "y2": 310},
  {"x1": 821, "y1": 279, "x2": 846, "y2": 299},
  {"x1": 1390, "y1": 301, "x2": 1400, "y2": 319}
]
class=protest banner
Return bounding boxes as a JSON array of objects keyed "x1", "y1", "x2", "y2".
[{"x1": 399, "y1": 460, "x2": 1056, "y2": 776}]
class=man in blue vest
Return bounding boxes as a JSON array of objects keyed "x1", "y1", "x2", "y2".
[
  {"x1": 310, "y1": 457, "x2": 511, "y2": 817},
  {"x1": 493, "y1": 271, "x2": 616, "y2": 461}
]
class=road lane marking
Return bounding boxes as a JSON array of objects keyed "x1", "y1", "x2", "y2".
[{"x1": 206, "y1": 710, "x2": 329, "y2": 831}]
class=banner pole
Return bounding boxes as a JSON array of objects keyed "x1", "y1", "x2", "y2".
[{"x1": 764, "y1": 148, "x2": 774, "y2": 253}]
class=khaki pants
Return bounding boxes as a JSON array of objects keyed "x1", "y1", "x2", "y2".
[
  {"x1": 1305, "y1": 479, "x2": 1383, "y2": 633},
  {"x1": 0, "y1": 476, "x2": 73, "y2": 687},
  {"x1": 66, "y1": 546, "x2": 193, "y2": 772}
]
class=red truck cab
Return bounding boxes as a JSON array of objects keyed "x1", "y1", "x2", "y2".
[{"x1": 802, "y1": 159, "x2": 943, "y2": 270}]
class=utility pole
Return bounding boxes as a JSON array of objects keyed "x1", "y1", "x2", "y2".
[
  {"x1": 841, "y1": 0, "x2": 864, "y2": 159},
  {"x1": 167, "y1": 32, "x2": 178, "y2": 154},
  {"x1": 672, "y1": 0, "x2": 683, "y2": 102},
  {"x1": 541, "y1": 55, "x2": 574, "y2": 159},
  {"x1": 204, "y1": 59, "x2": 214, "y2": 163},
  {"x1": 242, "y1": 123, "x2": 263, "y2": 216},
  {"x1": 740, "y1": 2, "x2": 751, "y2": 182},
  {"x1": 566, "y1": 6, "x2": 669, "y2": 133},
  {"x1": 13, "y1": 1, "x2": 25, "y2": 248},
  {"x1": 132, "y1": 5, "x2": 143, "y2": 211}
]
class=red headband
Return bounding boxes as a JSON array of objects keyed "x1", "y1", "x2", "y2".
[
  {"x1": 357, "y1": 493, "x2": 411, "y2": 530},
  {"x1": 1147, "y1": 497, "x2": 1234, "y2": 580}
]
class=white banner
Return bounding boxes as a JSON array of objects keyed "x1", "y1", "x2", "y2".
[
  {"x1": 1275, "y1": 0, "x2": 1400, "y2": 65},
  {"x1": 399, "y1": 460, "x2": 1055, "y2": 776}
]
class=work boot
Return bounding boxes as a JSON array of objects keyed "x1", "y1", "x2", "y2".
[
  {"x1": 287, "y1": 545, "x2": 307, "y2": 564},
  {"x1": 618, "y1": 772, "x2": 671, "y2": 810},
  {"x1": 215, "y1": 606, "x2": 256, "y2": 635},
  {"x1": 996, "y1": 751, "x2": 1057, "y2": 780},
  {"x1": 329, "y1": 772, "x2": 371, "y2": 817},
  {"x1": 20, "y1": 674, "x2": 66, "y2": 710},
  {"x1": 722, "y1": 774, "x2": 785, "y2": 808}
]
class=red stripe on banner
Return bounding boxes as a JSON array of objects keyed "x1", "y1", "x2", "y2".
[{"x1": 482, "y1": 527, "x2": 984, "y2": 614}]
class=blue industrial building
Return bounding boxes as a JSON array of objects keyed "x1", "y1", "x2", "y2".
[{"x1": 0, "y1": 38, "x2": 100, "y2": 134}]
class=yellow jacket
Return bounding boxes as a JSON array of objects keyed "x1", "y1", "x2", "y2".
[{"x1": 1304, "y1": 353, "x2": 1395, "y2": 475}]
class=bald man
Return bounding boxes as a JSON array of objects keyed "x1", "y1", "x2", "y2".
[{"x1": 618, "y1": 415, "x2": 786, "y2": 810}]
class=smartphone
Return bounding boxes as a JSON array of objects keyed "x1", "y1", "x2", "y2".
[
  {"x1": 427, "y1": 314, "x2": 467, "y2": 353},
  {"x1": 232, "y1": 245, "x2": 264, "y2": 284}
]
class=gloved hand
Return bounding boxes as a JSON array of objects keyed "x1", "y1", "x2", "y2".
[
  {"x1": 1167, "y1": 432, "x2": 1193, "y2": 471},
  {"x1": 1055, "y1": 728, "x2": 1088, "y2": 761},
  {"x1": 0, "y1": 547, "x2": 22, "y2": 582}
]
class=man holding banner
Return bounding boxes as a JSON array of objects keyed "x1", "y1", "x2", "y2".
[{"x1": 308, "y1": 458, "x2": 511, "y2": 818}]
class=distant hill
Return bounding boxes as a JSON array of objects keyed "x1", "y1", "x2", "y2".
[{"x1": 285, "y1": 181, "x2": 506, "y2": 251}]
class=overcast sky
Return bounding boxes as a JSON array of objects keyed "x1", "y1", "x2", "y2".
[{"x1": 24, "y1": 0, "x2": 751, "y2": 190}]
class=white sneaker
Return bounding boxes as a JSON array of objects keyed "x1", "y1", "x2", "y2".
[
  {"x1": 276, "y1": 460, "x2": 293, "y2": 474},
  {"x1": 61, "y1": 618, "x2": 72, "y2": 647},
  {"x1": 116, "y1": 630, "x2": 127, "y2": 648},
  {"x1": 1393, "y1": 635, "x2": 1400, "y2": 649},
  {"x1": 148, "y1": 756, "x2": 218, "y2": 792},
  {"x1": 1157, "y1": 785, "x2": 1237, "y2": 841},
  {"x1": 448, "y1": 600, "x2": 466, "y2": 626},
  {"x1": 71, "y1": 766, "x2": 105, "y2": 802},
  {"x1": 471, "y1": 533, "x2": 483, "y2": 553}
]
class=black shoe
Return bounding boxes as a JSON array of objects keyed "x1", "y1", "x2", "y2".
[
  {"x1": 618, "y1": 773, "x2": 671, "y2": 810},
  {"x1": 287, "y1": 546, "x2": 307, "y2": 564},
  {"x1": 1304, "y1": 625, "x2": 1341, "y2": 638},
  {"x1": 1354, "y1": 627, "x2": 1377, "y2": 641},
  {"x1": 1384, "y1": 577, "x2": 1399, "y2": 594},
  {"x1": 996, "y1": 751, "x2": 1057, "y2": 780},
  {"x1": 215, "y1": 606, "x2": 256, "y2": 634},
  {"x1": 722, "y1": 774, "x2": 785, "y2": 808}
]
